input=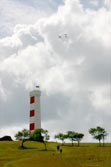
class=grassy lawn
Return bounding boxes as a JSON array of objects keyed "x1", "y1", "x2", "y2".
[{"x1": 0, "y1": 141, "x2": 111, "y2": 167}]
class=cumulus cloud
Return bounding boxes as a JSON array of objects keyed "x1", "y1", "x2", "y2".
[
  {"x1": 0, "y1": 0, "x2": 56, "y2": 38},
  {"x1": 104, "y1": 0, "x2": 111, "y2": 8},
  {"x1": 0, "y1": 0, "x2": 111, "y2": 141}
]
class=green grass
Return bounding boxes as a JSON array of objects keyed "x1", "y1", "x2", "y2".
[{"x1": 0, "y1": 141, "x2": 111, "y2": 167}]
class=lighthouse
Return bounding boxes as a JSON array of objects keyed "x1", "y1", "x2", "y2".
[{"x1": 29, "y1": 87, "x2": 41, "y2": 131}]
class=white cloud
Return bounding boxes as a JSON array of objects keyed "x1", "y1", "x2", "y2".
[
  {"x1": 104, "y1": 0, "x2": 111, "y2": 8},
  {"x1": 0, "y1": 79, "x2": 7, "y2": 102},
  {"x1": 0, "y1": 0, "x2": 111, "y2": 141},
  {"x1": 0, "y1": 0, "x2": 54, "y2": 37},
  {"x1": 0, "y1": 125, "x2": 28, "y2": 139}
]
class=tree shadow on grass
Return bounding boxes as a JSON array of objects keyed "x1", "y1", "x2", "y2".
[
  {"x1": 62, "y1": 144, "x2": 89, "y2": 147},
  {"x1": 18, "y1": 146, "x2": 38, "y2": 150},
  {"x1": 18, "y1": 146, "x2": 56, "y2": 151},
  {"x1": 38, "y1": 149, "x2": 56, "y2": 152}
]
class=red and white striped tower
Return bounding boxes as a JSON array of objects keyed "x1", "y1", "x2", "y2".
[{"x1": 29, "y1": 87, "x2": 41, "y2": 131}]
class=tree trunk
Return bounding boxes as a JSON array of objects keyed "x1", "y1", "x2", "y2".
[
  {"x1": 78, "y1": 141, "x2": 80, "y2": 147},
  {"x1": 103, "y1": 137, "x2": 104, "y2": 147},
  {"x1": 62, "y1": 140, "x2": 64, "y2": 145},
  {"x1": 44, "y1": 142, "x2": 47, "y2": 151},
  {"x1": 21, "y1": 139, "x2": 25, "y2": 148},
  {"x1": 72, "y1": 140, "x2": 73, "y2": 146}
]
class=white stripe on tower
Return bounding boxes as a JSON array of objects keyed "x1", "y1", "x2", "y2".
[{"x1": 29, "y1": 88, "x2": 41, "y2": 131}]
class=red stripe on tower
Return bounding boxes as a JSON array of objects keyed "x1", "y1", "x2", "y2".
[
  {"x1": 30, "y1": 110, "x2": 35, "y2": 117},
  {"x1": 30, "y1": 96, "x2": 35, "y2": 104},
  {"x1": 30, "y1": 123, "x2": 35, "y2": 130}
]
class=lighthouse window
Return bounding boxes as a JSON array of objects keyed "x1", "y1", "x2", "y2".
[
  {"x1": 30, "y1": 96, "x2": 35, "y2": 104},
  {"x1": 30, "y1": 123, "x2": 35, "y2": 130},
  {"x1": 30, "y1": 110, "x2": 35, "y2": 117}
]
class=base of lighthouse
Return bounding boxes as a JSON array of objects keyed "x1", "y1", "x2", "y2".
[{"x1": 29, "y1": 89, "x2": 41, "y2": 131}]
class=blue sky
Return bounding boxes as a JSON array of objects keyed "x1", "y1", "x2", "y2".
[
  {"x1": 17, "y1": 0, "x2": 64, "y2": 10},
  {"x1": 80, "y1": 0, "x2": 104, "y2": 9}
]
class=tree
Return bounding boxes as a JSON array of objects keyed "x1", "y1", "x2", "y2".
[
  {"x1": 89, "y1": 126, "x2": 107, "y2": 146},
  {"x1": 73, "y1": 132, "x2": 84, "y2": 146},
  {"x1": 66, "y1": 131, "x2": 84, "y2": 146},
  {"x1": 15, "y1": 129, "x2": 30, "y2": 148},
  {"x1": 30, "y1": 128, "x2": 50, "y2": 150},
  {"x1": 66, "y1": 131, "x2": 76, "y2": 146},
  {"x1": 30, "y1": 129, "x2": 44, "y2": 142},
  {"x1": 55, "y1": 133, "x2": 67, "y2": 145}
]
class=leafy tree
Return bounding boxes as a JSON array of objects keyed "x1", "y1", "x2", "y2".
[
  {"x1": 66, "y1": 131, "x2": 84, "y2": 146},
  {"x1": 73, "y1": 132, "x2": 84, "y2": 146},
  {"x1": 66, "y1": 131, "x2": 76, "y2": 146},
  {"x1": 30, "y1": 129, "x2": 44, "y2": 142},
  {"x1": 89, "y1": 126, "x2": 107, "y2": 146},
  {"x1": 30, "y1": 128, "x2": 50, "y2": 150},
  {"x1": 15, "y1": 129, "x2": 30, "y2": 148},
  {"x1": 55, "y1": 133, "x2": 67, "y2": 145}
]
